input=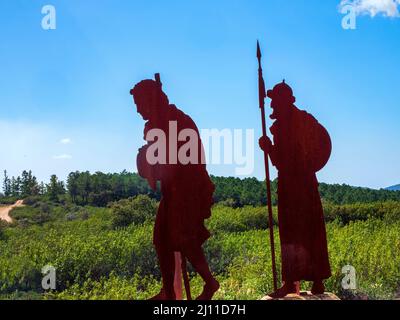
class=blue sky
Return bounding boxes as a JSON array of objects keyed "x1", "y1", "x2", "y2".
[{"x1": 0, "y1": 0, "x2": 399, "y2": 189}]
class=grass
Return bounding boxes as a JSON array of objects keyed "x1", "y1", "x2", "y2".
[{"x1": 0, "y1": 202, "x2": 399, "y2": 300}]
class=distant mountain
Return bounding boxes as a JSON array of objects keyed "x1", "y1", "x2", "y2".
[{"x1": 386, "y1": 184, "x2": 400, "y2": 191}]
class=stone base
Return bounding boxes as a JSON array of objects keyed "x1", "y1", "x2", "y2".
[{"x1": 261, "y1": 291, "x2": 340, "y2": 300}]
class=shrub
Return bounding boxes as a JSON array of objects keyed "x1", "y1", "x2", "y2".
[
  {"x1": 218, "y1": 198, "x2": 238, "y2": 208},
  {"x1": 109, "y1": 195, "x2": 157, "y2": 229},
  {"x1": 10, "y1": 205, "x2": 53, "y2": 226},
  {"x1": 66, "y1": 213, "x2": 78, "y2": 221},
  {"x1": 0, "y1": 197, "x2": 18, "y2": 205},
  {"x1": 23, "y1": 196, "x2": 41, "y2": 206},
  {"x1": 207, "y1": 205, "x2": 274, "y2": 234},
  {"x1": 0, "y1": 220, "x2": 8, "y2": 240},
  {"x1": 47, "y1": 273, "x2": 161, "y2": 300},
  {"x1": 324, "y1": 201, "x2": 400, "y2": 225},
  {"x1": 1, "y1": 202, "x2": 399, "y2": 300},
  {"x1": 79, "y1": 210, "x2": 90, "y2": 220},
  {"x1": 39, "y1": 202, "x2": 51, "y2": 214}
]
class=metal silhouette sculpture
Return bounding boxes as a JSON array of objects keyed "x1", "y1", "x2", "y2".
[
  {"x1": 257, "y1": 43, "x2": 332, "y2": 298},
  {"x1": 130, "y1": 74, "x2": 219, "y2": 300}
]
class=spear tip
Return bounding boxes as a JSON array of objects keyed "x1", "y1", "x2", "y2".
[{"x1": 257, "y1": 40, "x2": 262, "y2": 59}]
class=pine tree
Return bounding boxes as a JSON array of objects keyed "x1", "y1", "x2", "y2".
[
  {"x1": 47, "y1": 175, "x2": 65, "y2": 202},
  {"x1": 10, "y1": 176, "x2": 21, "y2": 197},
  {"x1": 39, "y1": 182, "x2": 46, "y2": 195},
  {"x1": 67, "y1": 172, "x2": 79, "y2": 203},
  {"x1": 20, "y1": 170, "x2": 30, "y2": 197},
  {"x1": 3, "y1": 170, "x2": 11, "y2": 197}
]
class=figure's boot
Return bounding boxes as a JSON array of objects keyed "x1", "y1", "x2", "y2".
[
  {"x1": 311, "y1": 280, "x2": 325, "y2": 295},
  {"x1": 269, "y1": 281, "x2": 300, "y2": 299},
  {"x1": 196, "y1": 278, "x2": 220, "y2": 300}
]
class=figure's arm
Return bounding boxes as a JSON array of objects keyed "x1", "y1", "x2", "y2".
[
  {"x1": 259, "y1": 136, "x2": 278, "y2": 167},
  {"x1": 137, "y1": 145, "x2": 158, "y2": 191}
]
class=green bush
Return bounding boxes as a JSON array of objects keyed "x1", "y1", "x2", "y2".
[
  {"x1": 10, "y1": 206, "x2": 53, "y2": 226},
  {"x1": 0, "y1": 220, "x2": 8, "y2": 240},
  {"x1": 109, "y1": 195, "x2": 157, "y2": 229},
  {"x1": 0, "y1": 208, "x2": 157, "y2": 294},
  {"x1": 46, "y1": 273, "x2": 161, "y2": 300},
  {"x1": 23, "y1": 196, "x2": 41, "y2": 206},
  {"x1": 1, "y1": 201, "x2": 399, "y2": 300},
  {"x1": 324, "y1": 201, "x2": 400, "y2": 225},
  {"x1": 208, "y1": 205, "x2": 273, "y2": 234},
  {"x1": 0, "y1": 197, "x2": 18, "y2": 205}
]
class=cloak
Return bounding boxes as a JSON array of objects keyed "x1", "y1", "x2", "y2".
[
  {"x1": 137, "y1": 105, "x2": 214, "y2": 250},
  {"x1": 271, "y1": 106, "x2": 331, "y2": 281}
]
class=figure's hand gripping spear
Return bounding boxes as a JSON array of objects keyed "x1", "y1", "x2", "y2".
[{"x1": 257, "y1": 41, "x2": 278, "y2": 291}]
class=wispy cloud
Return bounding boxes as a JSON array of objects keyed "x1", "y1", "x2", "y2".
[
  {"x1": 0, "y1": 119, "x2": 137, "y2": 182},
  {"x1": 340, "y1": 0, "x2": 400, "y2": 17},
  {"x1": 53, "y1": 154, "x2": 73, "y2": 160},
  {"x1": 60, "y1": 138, "x2": 72, "y2": 144}
]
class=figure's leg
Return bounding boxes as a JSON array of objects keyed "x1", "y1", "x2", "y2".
[
  {"x1": 311, "y1": 279, "x2": 325, "y2": 295},
  {"x1": 149, "y1": 244, "x2": 176, "y2": 300},
  {"x1": 182, "y1": 244, "x2": 219, "y2": 300}
]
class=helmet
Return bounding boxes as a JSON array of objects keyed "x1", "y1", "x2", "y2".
[{"x1": 267, "y1": 80, "x2": 296, "y2": 103}]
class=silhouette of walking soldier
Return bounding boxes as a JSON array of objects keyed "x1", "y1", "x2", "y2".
[
  {"x1": 259, "y1": 80, "x2": 332, "y2": 298},
  {"x1": 130, "y1": 75, "x2": 219, "y2": 300}
]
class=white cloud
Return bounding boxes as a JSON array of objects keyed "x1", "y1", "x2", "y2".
[
  {"x1": 60, "y1": 138, "x2": 72, "y2": 144},
  {"x1": 340, "y1": 0, "x2": 400, "y2": 17},
  {"x1": 53, "y1": 154, "x2": 73, "y2": 160}
]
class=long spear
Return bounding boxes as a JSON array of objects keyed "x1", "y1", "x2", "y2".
[{"x1": 257, "y1": 41, "x2": 278, "y2": 291}]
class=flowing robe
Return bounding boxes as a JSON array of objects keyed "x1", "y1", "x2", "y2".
[{"x1": 270, "y1": 106, "x2": 331, "y2": 281}]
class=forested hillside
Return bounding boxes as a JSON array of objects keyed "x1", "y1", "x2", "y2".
[
  {"x1": 1, "y1": 197, "x2": 399, "y2": 300},
  {"x1": 1, "y1": 169, "x2": 400, "y2": 300},
  {"x1": 2, "y1": 170, "x2": 400, "y2": 207}
]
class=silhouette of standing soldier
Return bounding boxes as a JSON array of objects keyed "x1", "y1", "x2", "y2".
[
  {"x1": 130, "y1": 75, "x2": 219, "y2": 300},
  {"x1": 259, "y1": 80, "x2": 332, "y2": 297}
]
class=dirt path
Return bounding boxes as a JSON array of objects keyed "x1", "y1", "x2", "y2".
[{"x1": 0, "y1": 200, "x2": 24, "y2": 223}]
